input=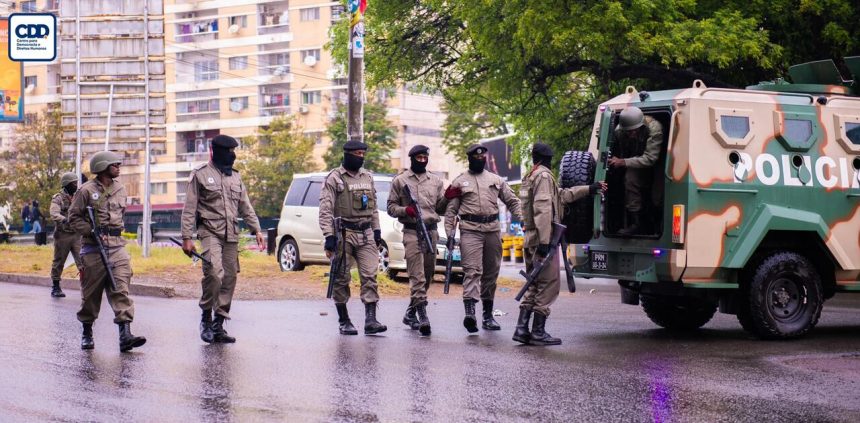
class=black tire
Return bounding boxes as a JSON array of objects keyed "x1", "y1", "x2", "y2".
[
  {"x1": 385, "y1": 267, "x2": 399, "y2": 279},
  {"x1": 641, "y1": 294, "x2": 717, "y2": 331},
  {"x1": 558, "y1": 150, "x2": 595, "y2": 243},
  {"x1": 739, "y1": 251, "x2": 823, "y2": 339},
  {"x1": 278, "y1": 238, "x2": 304, "y2": 272}
]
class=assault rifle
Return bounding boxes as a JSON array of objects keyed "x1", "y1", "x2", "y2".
[
  {"x1": 403, "y1": 184, "x2": 434, "y2": 254},
  {"x1": 325, "y1": 217, "x2": 344, "y2": 299},
  {"x1": 560, "y1": 237, "x2": 576, "y2": 293},
  {"x1": 86, "y1": 206, "x2": 117, "y2": 292},
  {"x1": 516, "y1": 222, "x2": 567, "y2": 301},
  {"x1": 443, "y1": 217, "x2": 459, "y2": 295},
  {"x1": 169, "y1": 236, "x2": 212, "y2": 265}
]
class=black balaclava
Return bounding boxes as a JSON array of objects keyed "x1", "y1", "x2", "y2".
[
  {"x1": 468, "y1": 155, "x2": 486, "y2": 173},
  {"x1": 343, "y1": 152, "x2": 365, "y2": 172},
  {"x1": 410, "y1": 156, "x2": 427, "y2": 174},
  {"x1": 212, "y1": 147, "x2": 236, "y2": 176},
  {"x1": 532, "y1": 152, "x2": 552, "y2": 169},
  {"x1": 64, "y1": 183, "x2": 77, "y2": 195}
]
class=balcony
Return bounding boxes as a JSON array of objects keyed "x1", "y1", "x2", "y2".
[
  {"x1": 175, "y1": 20, "x2": 219, "y2": 43},
  {"x1": 258, "y1": 3, "x2": 290, "y2": 36}
]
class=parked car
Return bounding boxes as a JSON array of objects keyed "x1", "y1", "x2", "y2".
[{"x1": 276, "y1": 172, "x2": 464, "y2": 280}]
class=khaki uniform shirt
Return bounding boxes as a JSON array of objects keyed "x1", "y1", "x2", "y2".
[
  {"x1": 319, "y1": 166, "x2": 380, "y2": 237},
  {"x1": 181, "y1": 162, "x2": 261, "y2": 242},
  {"x1": 50, "y1": 190, "x2": 75, "y2": 234},
  {"x1": 519, "y1": 166, "x2": 592, "y2": 248},
  {"x1": 387, "y1": 169, "x2": 447, "y2": 226},
  {"x1": 444, "y1": 170, "x2": 522, "y2": 234},
  {"x1": 68, "y1": 178, "x2": 127, "y2": 247},
  {"x1": 615, "y1": 115, "x2": 664, "y2": 169}
]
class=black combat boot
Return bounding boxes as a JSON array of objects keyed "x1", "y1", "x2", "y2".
[
  {"x1": 530, "y1": 312, "x2": 561, "y2": 346},
  {"x1": 402, "y1": 305, "x2": 419, "y2": 330},
  {"x1": 200, "y1": 309, "x2": 215, "y2": 344},
  {"x1": 512, "y1": 308, "x2": 533, "y2": 344},
  {"x1": 336, "y1": 303, "x2": 358, "y2": 335},
  {"x1": 463, "y1": 299, "x2": 478, "y2": 333},
  {"x1": 51, "y1": 280, "x2": 66, "y2": 297},
  {"x1": 482, "y1": 299, "x2": 501, "y2": 330},
  {"x1": 81, "y1": 323, "x2": 94, "y2": 350},
  {"x1": 415, "y1": 302, "x2": 431, "y2": 336},
  {"x1": 212, "y1": 315, "x2": 236, "y2": 343},
  {"x1": 364, "y1": 302, "x2": 388, "y2": 335},
  {"x1": 118, "y1": 322, "x2": 147, "y2": 352},
  {"x1": 618, "y1": 212, "x2": 641, "y2": 236}
]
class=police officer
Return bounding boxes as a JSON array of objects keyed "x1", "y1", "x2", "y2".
[
  {"x1": 48, "y1": 172, "x2": 82, "y2": 298},
  {"x1": 68, "y1": 151, "x2": 146, "y2": 352},
  {"x1": 387, "y1": 145, "x2": 447, "y2": 336},
  {"x1": 445, "y1": 144, "x2": 522, "y2": 333},
  {"x1": 319, "y1": 140, "x2": 387, "y2": 336},
  {"x1": 181, "y1": 134, "x2": 264, "y2": 344},
  {"x1": 514, "y1": 143, "x2": 605, "y2": 345},
  {"x1": 607, "y1": 106, "x2": 664, "y2": 235}
]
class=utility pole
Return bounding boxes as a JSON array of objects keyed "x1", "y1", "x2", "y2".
[{"x1": 346, "y1": 0, "x2": 367, "y2": 143}]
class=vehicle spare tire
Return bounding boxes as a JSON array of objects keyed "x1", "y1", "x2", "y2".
[{"x1": 559, "y1": 150, "x2": 595, "y2": 243}]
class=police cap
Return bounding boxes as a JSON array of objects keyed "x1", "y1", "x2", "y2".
[
  {"x1": 466, "y1": 144, "x2": 487, "y2": 155},
  {"x1": 408, "y1": 144, "x2": 429, "y2": 157},
  {"x1": 532, "y1": 142, "x2": 553, "y2": 158},
  {"x1": 343, "y1": 140, "x2": 369, "y2": 151},
  {"x1": 211, "y1": 134, "x2": 239, "y2": 149}
]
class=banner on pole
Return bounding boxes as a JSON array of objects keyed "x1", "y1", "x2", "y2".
[{"x1": 0, "y1": 19, "x2": 24, "y2": 123}]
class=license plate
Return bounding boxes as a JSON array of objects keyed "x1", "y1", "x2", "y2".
[
  {"x1": 591, "y1": 251, "x2": 608, "y2": 271},
  {"x1": 452, "y1": 248, "x2": 461, "y2": 261}
]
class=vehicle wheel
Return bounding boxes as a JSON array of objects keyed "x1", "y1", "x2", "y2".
[
  {"x1": 278, "y1": 238, "x2": 304, "y2": 272},
  {"x1": 378, "y1": 241, "x2": 390, "y2": 273},
  {"x1": 559, "y1": 150, "x2": 595, "y2": 243},
  {"x1": 641, "y1": 294, "x2": 717, "y2": 331},
  {"x1": 739, "y1": 251, "x2": 823, "y2": 339}
]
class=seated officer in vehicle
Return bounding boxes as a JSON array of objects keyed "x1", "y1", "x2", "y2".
[{"x1": 607, "y1": 106, "x2": 664, "y2": 235}]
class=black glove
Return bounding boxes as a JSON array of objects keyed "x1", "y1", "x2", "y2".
[
  {"x1": 324, "y1": 235, "x2": 337, "y2": 252},
  {"x1": 536, "y1": 244, "x2": 551, "y2": 257},
  {"x1": 589, "y1": 182, "x2": 602, "y2": 196},
  {"x1": 374, "y1": 229, "x2": 382, "y2": 247}
]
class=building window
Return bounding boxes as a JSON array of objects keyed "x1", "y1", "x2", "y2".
[
  {"x1": 21, "y1": 1, "x2": 37, "y2": 12},
  {"x1": 151, "y1": 183, "x2": 168, "y2": 195},
  {"x1": 229, "y1": 56, "x2": 248, "y2": 70},
  {"x1": 306, "y1": 131, "x2": 323, "y2": 145},
  {"x1": 301, "y1": 91, "x2": 321, "y2": 105},
  {"x1": 331, "y1": 5, "x2": 344, "y2": 21},
  {"x1": 229, "y1": 97, "x2": 249, "y2": 112},
  {"x1": 229, "y1": 15, "x2": 247, "y2": 28},
  {"x1": 720, "y1": 116, "x2": 750, "y2": 139},
  {"x1": 24, "y1": 76, "x2": 37, "y2": 88},
  {"x1": 194, "y1": 60, "x2": 219, "y2": 82},
  {"x1": 300, "y1": 7, "x2": 320, "y2": 21},
  {"x1": 177, "y1": 99, "x2": 220, "y2": 114},
  {"x1": 300, "y1": 49, "x2": 321, "y2": 63}
]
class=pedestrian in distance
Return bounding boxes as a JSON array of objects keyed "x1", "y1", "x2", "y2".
[
  {"x1": 387, "y1": 145, "x2": 448, "y2": 336},
  {"x1": 48, "y1": 172, "x2": 82, "y2": 298},
  {"x1": 181, "y1": 134, "x2": 265, "y2": 344},
  {"x1": 444, "y1": 143, "x2": 523, "y2": 333},
  {"x1": 319, "y1": 140, "x2": 387, "y2": 336},
  {"x1": 68, "y1": 151, "x2": 146, "y2": 352},
  {"x1": 21, "y1": 201, "x2": 31, "y2": 234},
  {"x1": 514, "y1": 143, "x2": 606, "y2": 345},
  {"x1": 31, "y1": 200, "x2": 43, "y2": 233}
]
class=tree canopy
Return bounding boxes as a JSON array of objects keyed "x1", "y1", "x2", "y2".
[
  {"x1": 331, "y1": 0, "x2": 859, "y2": 163},
  {"x1": 324, "y1": 100, "x2": 397, "y2": 173}
]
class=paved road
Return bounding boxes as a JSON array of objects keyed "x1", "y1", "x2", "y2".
[{"x1": 1, "y1": 282, "x2": 859, "y2": 422}]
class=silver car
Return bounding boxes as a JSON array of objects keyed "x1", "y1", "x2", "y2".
[{"x1": 275, "y1": 172, "x2": 463, "y2": 279}]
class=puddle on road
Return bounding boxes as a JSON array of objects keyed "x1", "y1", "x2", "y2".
[{"x1": 773, "y1": 353, "x2": 860, "y2": 382}]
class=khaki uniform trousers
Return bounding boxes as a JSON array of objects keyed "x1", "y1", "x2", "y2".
[
  {"x1": 332, "y1": 228, "x2": 380, "y2": 304},
  {"x1": 403, "y1": 228, "x2": 438, "y2": 306},
  {"x1": 77, "y1": 246, "x2": 134, "y2": 324},
  {"x1": 460, "y1": 229, "x2": 502, "y2": 302},
  {"x1": 522, "y1": 246, "x2": 561, "y2": 317},
  {"x1": 624, "y1": 167, "x2": 650, "y2": 213},
  {"x1": 200, "y1": 234, "x2": 239, "y2": 318},
  {"x1": 51, "y1": 231, "x2": 81, "y2": 281}
]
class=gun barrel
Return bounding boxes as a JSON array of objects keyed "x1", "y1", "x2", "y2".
[
  {"x1": 169, "y1": 237, "x2": 212, "y2": 265},
  {"x1": 86, "y1": 206, "x2": 117, "y2": 292}
]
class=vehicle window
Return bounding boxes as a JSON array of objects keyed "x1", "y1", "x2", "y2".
[
  {"x1": 302, "y1": 181, "x2": 323, "y2": 207},
  {"x1": 375, "y1": 181, "x2": 391, "y2": 211},
  {"x1": 784, "y1": 119, "x2": 812, "y2": 144},
  {"x1": 721, "y1": 115, "x2": 749, "y2": 139},
  {"x1": 284, "y1": 179, "x2": 309, "y2": 206},
  {"x1": 847, "y1": 122, "x2": 860, "y2": 145}
]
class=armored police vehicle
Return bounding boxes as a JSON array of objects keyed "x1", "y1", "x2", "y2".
[{"x1": 561, "y1": 58, "x2": 860, "y2": 339}]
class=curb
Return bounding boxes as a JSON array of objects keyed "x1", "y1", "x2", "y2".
[{"x1": 0, "y1": 273, "x2": 176, "y2": 298}]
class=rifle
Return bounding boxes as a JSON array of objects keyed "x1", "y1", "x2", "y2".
[
  {"x1": 443, "y1": 217, "x2": 459, "y2": 295},
  {"x1": 169, "y1": 236, "x2": 212, "y2": 265},
  {"x1": 325, "y1": 217, "x2": 343, "y2": 299},
  {"x1": 560, "y1": 237, "x2": 576, "y2": 293},
  {"x1": 516, "y1": 222, "x2": 566, "y2": 301},
  {"x1": 403, "y1": 184, "x2": 434, "y2": 253},
  {"x1": 86, "y1": 206, "x2": 117, "y2": 292}
]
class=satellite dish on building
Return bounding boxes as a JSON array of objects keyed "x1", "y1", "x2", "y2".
[
  {"x1": 303, "y1": 55, "x2": 317, "y2": 67},
  {"x1": 230, "y1": 102, "x2": 243, "y2": 112},
  {"x1": 229, "y1": 24, "x2": 240, "y2": 34}
]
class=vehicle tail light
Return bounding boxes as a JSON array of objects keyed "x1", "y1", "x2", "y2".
[{"x1": 672, "y1": 205, "x2": 685, "y2": 244}]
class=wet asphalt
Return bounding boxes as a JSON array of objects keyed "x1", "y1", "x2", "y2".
[{"x1": 1, "y1": 282, "x2": 859, "y2": 422}]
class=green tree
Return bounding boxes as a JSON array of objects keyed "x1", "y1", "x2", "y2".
[
  {"x1": 323, "y1": 100, "x2": 397, "y2": 173},
  {"x1": 236, "y1": 116, "x2": 315, "y2": 217},
  {"x1": 0, "y1": 110, "x2": 71, "y2": 225}
]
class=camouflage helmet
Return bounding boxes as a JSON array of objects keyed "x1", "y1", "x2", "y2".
[
  {"x1": 618, "y1": 106, "x2": 645, "y2": 131},
  {"x1": 60, "y1": 172, "x2": 77, "y2": 187},
  {"x1": 89, "y1": 151, "x2": 122, "y2": 174}
]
